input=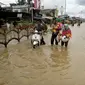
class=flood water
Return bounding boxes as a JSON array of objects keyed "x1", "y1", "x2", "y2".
[{"x1": 0, "y1": 23, "x2": 85, "y2": 85}]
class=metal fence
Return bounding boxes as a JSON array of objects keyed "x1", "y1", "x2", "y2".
[{"x1": 0, "y1": 25, "x2": 34, "y2": 48}]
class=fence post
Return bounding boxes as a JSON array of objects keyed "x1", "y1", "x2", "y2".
[
  {"x1": 4, "y1": 29, "x2": 7, "y2": 48},
  {"x1": 27, "y1": 27, "x2": 29, "y2": 39},
  {"x1": 17, "y1": 28, "x2": 20, "y2": 42}
]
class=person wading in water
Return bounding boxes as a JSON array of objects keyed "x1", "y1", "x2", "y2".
[{"x1": 51, "y1": 18, "x2": 63, "y2": 46}]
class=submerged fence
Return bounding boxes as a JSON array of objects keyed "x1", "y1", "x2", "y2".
[{"x1": 0, "y1": 24, "x2": 34, "y2": 48}]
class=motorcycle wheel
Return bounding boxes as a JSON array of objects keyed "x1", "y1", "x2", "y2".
[
  {"x1": 33, "y1": 45, "x2": 35, "y2": 49},
  {"x1": 38, "y1": 43, "x2": 39, "y2": 46}
]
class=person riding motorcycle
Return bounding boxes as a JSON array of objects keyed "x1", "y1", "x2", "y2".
[
  {"x1": 35, "y1": 21, "x2": 46, "y2": 45},
  {"x1": 77, "y1": 20, "x2": 81, "y2": 26}
]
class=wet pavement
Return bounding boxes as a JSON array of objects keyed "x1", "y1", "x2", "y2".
[{"x1": 0, "y1": 23, "x2": 85, "y2": 85}]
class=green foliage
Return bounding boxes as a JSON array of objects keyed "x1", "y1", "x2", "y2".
[{"x1": 17, "y1": 20, "x2": 34, "y2": 25}]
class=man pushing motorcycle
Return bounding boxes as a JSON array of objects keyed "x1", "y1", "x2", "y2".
[{"x1": 35, "y1": 21, "x2": 46, "y2": 45}]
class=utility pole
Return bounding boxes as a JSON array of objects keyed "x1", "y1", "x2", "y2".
[
  {"x1": 65, "y1": 0, "x2": 66, "y2": 14},
  {"x1": 30, "y1": 0, "x2": 34, "y2": 23},
  {"x1": 80, "y1": 11, "x2": 83, "y2": 19},
  {"x1": 27, "y1": 0, "x2": 31, "y2": 13},
  {"x1": 60, "y1": 6, "x2": 64, "y2": 15}
]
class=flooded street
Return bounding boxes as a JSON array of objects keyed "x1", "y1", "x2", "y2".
[{"x1": 0, "y1": 23, "x2": 85, "y2": 85}]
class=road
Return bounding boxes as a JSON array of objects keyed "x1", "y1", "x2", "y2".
[{"x1": 0, "y1": 23, "x2": 85, "y2": 85}]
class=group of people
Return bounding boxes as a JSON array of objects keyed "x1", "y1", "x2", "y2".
[
  {"x1": 51, "y1": 18, "x2": 72, "y2": 47},
  {"x1": 34, "y1": 18, "x2": 72, "y2": 48}
]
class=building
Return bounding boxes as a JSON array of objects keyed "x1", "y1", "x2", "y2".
[
  {"x1": 10, "y1": 4, "x2": 29, "y2": 13},
  {"x1": 41, "y1": 9, "x2": 57, "y2": 17},
  {"x1": 0, "y1": 2, "x2": 11, "y2": 12},
  {"x1": 0, "y1": 2, "x2": 6, "y2": 7}
]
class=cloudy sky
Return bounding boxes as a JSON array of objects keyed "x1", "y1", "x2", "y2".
[
  {"x1": 0, "y1": 0, "x2": 85, "y2": 17},
  {"x1": 43, "y1": 0, "x2": 85, "y2": 17}
]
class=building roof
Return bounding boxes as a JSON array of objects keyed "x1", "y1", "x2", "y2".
[
  {"x1": 0, "y1": 2, "x2": 5, "y2": 5},
  {"x1": 0, "y1": 2, "x2": 8, "y2": 7},
  {"x1": 12, "y1": 4, "x2": 29, "y2": 9},
  {"x1": 41, "y1": 9, "x2": 56, "y2": 14}
]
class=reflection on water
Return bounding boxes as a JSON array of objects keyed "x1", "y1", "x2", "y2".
[
  {"x1": 0, "y1": 24, "x2": 85, "y2": 85},
  {"x1": 50, "y1": 47, "x2": 70, "y2": 69}
]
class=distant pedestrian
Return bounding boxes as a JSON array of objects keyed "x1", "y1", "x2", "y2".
[{"x1": 13, "y1": 21, "x2": 17, "y2": 28}]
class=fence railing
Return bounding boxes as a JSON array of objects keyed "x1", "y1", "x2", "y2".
[{"x1": 0, "y1": 24, "x2": 34, "y2": 48}]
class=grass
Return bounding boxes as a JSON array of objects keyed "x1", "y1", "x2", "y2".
[{"x1": 17, "y1": 20, "x2": 34, "y2": 26}]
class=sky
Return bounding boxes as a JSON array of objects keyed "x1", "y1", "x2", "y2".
[
  {"x1": 0, "y1": 0, "x2": 85, "y2": 18},
  {"x1": 43, "y1": 0, "x2": 85, "y2": 17}
]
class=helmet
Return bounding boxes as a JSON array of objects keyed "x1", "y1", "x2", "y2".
[
  {"x1": 64, "y1": 24, "x2": 69, "y2": 30},
  {"x1": 64, "y1": 24, "x2": 68, "y2": 27},
  {"x1": 56, "y1": 18, "x2": 62, "y2": 22},
  {"x1": 34, "y1": 30, "x2": 38, "y2": 33}
]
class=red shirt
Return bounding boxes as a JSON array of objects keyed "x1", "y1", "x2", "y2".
[{"x1": 62, "y1": 29, "x2": 72, "y2": 38}]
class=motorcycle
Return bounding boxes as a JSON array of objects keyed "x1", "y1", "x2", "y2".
[
  {"x1": 31, "y1": 30, "x2": 41, "y2": 48},
  {"x1": 72, "y1": 23, "x2": 74, "y2": 26},
  {"x1": 77, "y1": 23, "x2": 80, "y2": 26}
]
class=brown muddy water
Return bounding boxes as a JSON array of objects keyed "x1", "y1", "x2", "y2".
[{"x1": 0, "y1": 24, "x2": 85, "y2": 85}]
